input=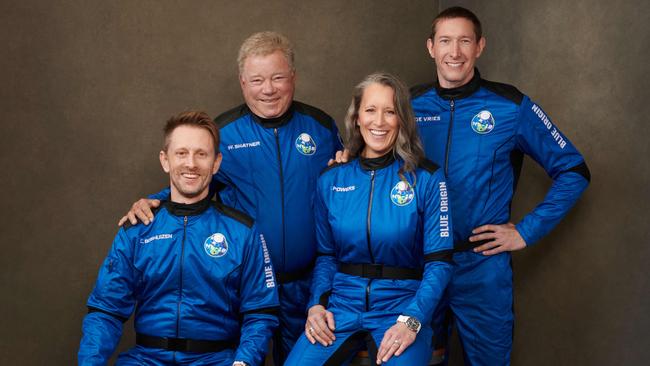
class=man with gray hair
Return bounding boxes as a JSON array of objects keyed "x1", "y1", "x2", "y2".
[{"x1": 120, "y1": 31, "x2": 342, "y2": 364}]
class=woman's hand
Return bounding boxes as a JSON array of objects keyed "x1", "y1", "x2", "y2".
[
  {"x1": 305, "y1": 305, "x2": 336, "y2": 346},
  {"x1": 376, "y1": 322, "x2": 416, "y2": 364}
]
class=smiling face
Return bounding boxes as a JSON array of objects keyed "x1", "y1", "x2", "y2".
[
  {"x1": 427, "y1": 17, "x2": 485, "y2": 89},
  {"x1": 239, "y1": 50, "x2": 296, "y2": 119},
  {"x1": 160, "y1": 125, "x2": 221, "y2": 204},
  {"x1": 357, "y1": 83, "x2": 399, "y2": 158}
]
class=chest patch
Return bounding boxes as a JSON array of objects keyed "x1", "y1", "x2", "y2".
[
  {"x1": 470, "y1": 110, "x2": 495, "y2": 134},
  {"x1": 295, "y1": 133, "x2": 317, "y2": 155},
  {"x1": 390, "y1": 181, "x2": 414, "y2": 206},
  {"x1": 204, "y1": 233, "x2": 228, "y2": 258}
]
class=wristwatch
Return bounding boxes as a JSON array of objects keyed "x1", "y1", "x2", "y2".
[
  {"x1": 397, "y1": 315, "x2": 421, "y2": 333},
  {"x1": 232, "y1": 362, "x2": 248, "y2": 366}
]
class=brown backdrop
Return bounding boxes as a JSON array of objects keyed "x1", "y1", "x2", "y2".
[{"x1": 0, "y1": 0, "x2": 648, "y2": 364}]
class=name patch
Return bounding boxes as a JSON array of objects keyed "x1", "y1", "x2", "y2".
[
  {"x1": 415, "y1": 115, "x2": 441, "y2": 123},
  {"x1": 332, "y1": 185, "x2": 356, "y2": 192},
  {"x1": 140, "y1": 234, "x2": 172, "y2": 244},
  {"x1": 227, "y1": 141, "x2": 261, "y2": 150}
]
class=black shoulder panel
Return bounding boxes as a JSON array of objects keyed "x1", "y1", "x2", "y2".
[
  {"x1": 563, "y1": 161, "x2": 591, "y2": 182},
  {"x1": 215, "y1": 202, "x2": 254, "y2": 228},
  {"x1": 418, "y1": 158, "x2": 440, "y2": 174},
  {"x1": 293, "y1": 101, "x2": 335, "y2": 130},
  {"x1": 480, "y1": 79, "x2": 524, "y2": 105},
  {"x1": 409, "y1": 82, "x2": 436, "y2": 99},
  {"x1": 214, "y1": 104, "x2": 249, "y2": 129},
  {"x1": 121, "y1": 205, "x2": 163, "y2": 231},
  {"x1": 320, "y1": 161, "x2": 347, "y2": 176}
]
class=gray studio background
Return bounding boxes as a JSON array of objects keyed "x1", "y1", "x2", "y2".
[{"x1": 1, "y1": 0, "x2": 647, "y2": 364}]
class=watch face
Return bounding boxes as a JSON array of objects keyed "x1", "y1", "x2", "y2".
[{"x1": 406, "y1": 317, "x2": 420, "y2": 331}]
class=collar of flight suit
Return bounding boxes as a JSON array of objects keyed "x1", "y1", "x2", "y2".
[
  {"x1": 162, "y1": 194, "x2": 213, "y2": 216},
  {"x1": 249, "y1": 103, "x2": 296, "y2": 129},
  {"x1": 359, "y1": 151, "x2": 396, "y2": 171},
  {"x1": 435, "y1": 67, "x2": 482, "y2": 100}
]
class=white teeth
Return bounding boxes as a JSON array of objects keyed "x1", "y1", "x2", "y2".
[
  {"x1": 370, "y1": 129, "x2": 387, "y2": 136},
  {"x1": 447, "y1": 62, "x2": 463, "y2": 68},
  {"x1": 182, "y1": 173, "x2": 199, "y2": 178}
]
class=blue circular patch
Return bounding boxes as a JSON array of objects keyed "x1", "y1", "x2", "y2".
[
  {"x1": 470, "y1": 110, "x2": 495, "y2": 134},
  {"x1": 390, "y1": 181, "x2": 414, "y2": 206},
  {"x1": 204, "y1": 233, "x2": 228, "y2": 258},
  {"x1": 295, "y1": 133, "x2": 317, "y2": 155}
]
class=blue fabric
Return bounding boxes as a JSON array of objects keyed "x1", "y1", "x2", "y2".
[
  {"x1": 286, "y1": 157, "x2": 453, "y2": 364},
  {"x1": 411, "y1": 71, "x2": 590, "y2": 365},
  {"x1": 216, "y1": 102, "x2": 341, "y2": 363},
  {"x1": 150, "y1": 101, "x2": 341, "y2": 363},
  {"x1": 214, "y1": 102, "x2": 342, "y2": 274},
  {"x1": 78, "y1": 200, "x2": 279, "y2": 366},
  {"x1": 286, "y1": 310, "x2": 434, "y2": 366}
]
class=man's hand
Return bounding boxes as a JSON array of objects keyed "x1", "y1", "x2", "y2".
[
  {"x1": 376, "y1": 322, "x2": 416, "y2": 364},
  {"x1": 327, "y1": 149, "x2": 350, "y2": 166},
  {"x1": 305, "y1": 305, "x2": 336, "y2": 346},
  {"x1": 470, "y1": 222, "x2": 527, "y2": 256},
  {"x1": 117, "y1": 199, "x2": 161, "y2": 226}
]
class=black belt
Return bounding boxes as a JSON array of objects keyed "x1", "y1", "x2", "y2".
[
  {"x1": 136, "y1": 333, "x2": 237, "y2": 353},
  {"x1": 454, "y1": 239, "x2": 489, "y2": 253},
  {"x1": 338, "y1": 263, "x2": 422, "y2": 280},
  {"x1": 276, "y1": 265, "x2": 312, "y2": 284}
]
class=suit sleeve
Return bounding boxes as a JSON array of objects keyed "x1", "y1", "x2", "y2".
[
  {"x1": 308, "y1": 177, "x2": 338, "y2": 308},
  {"x1": 235, "y1": 226, "x2": 280, "y2": 366},
  {"x1": 402, "y1": 169, "x2": 453, "y2": 325},
  {"x1": 78, "y1": 229, "x2": 137, "y2": 365},
  {"x1": 514, "y1": 97, "x2": 590, "y2": 245},
  {"x1": 148, "y1": 186, "x2": 170, "y2": 201}
]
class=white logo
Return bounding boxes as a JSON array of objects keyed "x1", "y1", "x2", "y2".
[
  {"x1": 531, "y1": 104, "x2": 566, "y2": 149},
  {"x1": 438, "y1": 181, "x2": 450, "y2": 238}
]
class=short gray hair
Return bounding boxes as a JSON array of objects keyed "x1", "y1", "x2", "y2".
[{"x1": 237, "y1": 31, "x2": 295, "y2": 74}]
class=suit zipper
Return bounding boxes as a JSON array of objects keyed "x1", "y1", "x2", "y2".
[
  {"x1": 273, "y1": 128, "x2": 286, "y2": 272},
  {"x1": 365, "y1": 170, "x2": 376, "y2": 312},
  {"x1": 444, "y1": 99, "x2": 455, "y2": 177},
  {"x1": 176, "y1": 215, "x2": 188, "y2": 338}
]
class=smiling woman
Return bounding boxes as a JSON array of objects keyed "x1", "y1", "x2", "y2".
[{"x1": 284, "y1": 73, "x2": 455, "y2": 365}]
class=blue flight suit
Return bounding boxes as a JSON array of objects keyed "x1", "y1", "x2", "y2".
[
  {"x1": 285, "y1": 154, "x2": 454, "y2": 365},
  {"x1": 410, "y1": 70, "x2": 591, "y2": 365},
  {"x1": 152, "y1": 102, "x2": 341, "y2": 364},
  {"x1": 79, "y1": 198, "x2": 279, "y2": 366}
]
